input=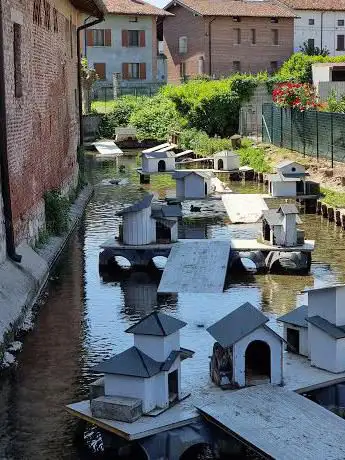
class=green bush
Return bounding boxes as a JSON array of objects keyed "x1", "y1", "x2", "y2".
[
  {"x1": 129, "y1": 94, "x2": 185, "y2": 140},
  {"x1": 44, "y1": 190, "x2": 70, "y2": 236},
  {"x1": 237, "y1": 142, "x2": 272, "y2": 173}
]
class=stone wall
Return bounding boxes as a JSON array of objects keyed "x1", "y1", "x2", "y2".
[
  {"x1": 0, "y1": 188, "x2": 6, "y2": 265},
  {"x1": 239, "y1": 84, "x2": 272, "y2": 137},
  {"x1": 2, "y1": 0, "x2": 80, "y2": 245}
]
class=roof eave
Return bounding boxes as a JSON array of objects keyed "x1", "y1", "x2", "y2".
[
  {"x1": 70, "y1": 0, "x2": 106, "y2": 17},
  {"x1": 164, "y1": 0, "x2": 203, "y2": 16}
]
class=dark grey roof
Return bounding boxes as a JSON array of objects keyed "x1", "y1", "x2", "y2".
[
  {"x1": 151, "y1": 203, "x2": 182, "y2": 219},
  {"x1": 277, "y1": 160, "x2": 302, "y2": 169},
  {"x1": 206, "y1": 302, "x2": 269, "y2": 348},
  {"x1": 92, "y1": 346, "x2": 162, "y2": 378},
  {"x1": 307, "y1": 316, "x2": 345, "y2": 339},
  {"x1": 262, "y1": 209, "x2": 283, "y2": 226},
  {"x1": 116, "y1": 193, "x2": 153, "y2": 216},
  {"x1": 172, "y1": 170, "x2": 213, "y2": 180},
  {"x1": 161, "y1": 350, "x2": 181, "y2": 371},
  {"x1": 301, "y1": 284, "x2": 345, "y2": 293},
  {"x1": 277, "y1": 305, "x2": 308, "y2": 328},
  {"x1": 278, "y1": 204, "x2": 299, "y2": 215},
  {"x1": 125, "y1": 311, "x2": 187, "y2": 336}
]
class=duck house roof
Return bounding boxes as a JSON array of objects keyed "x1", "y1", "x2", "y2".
[{"x1": 125, "y1": 311, "x2": 187, "y2": 336}]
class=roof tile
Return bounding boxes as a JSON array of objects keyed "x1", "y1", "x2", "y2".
[{"x1": 105, "y1": 0, "x2": 172, "y2": 16}]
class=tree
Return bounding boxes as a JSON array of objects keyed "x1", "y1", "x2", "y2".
[
  {"x1": 299, "y1": 41, "x2": 329, "y2": 57},
  {"x1": 80, "y1": 57, "x2": 98, "y2": 114}
]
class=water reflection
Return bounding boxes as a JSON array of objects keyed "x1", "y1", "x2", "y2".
[{"x1": 1, "y1": 155, "x2": 345, "y2": 459}]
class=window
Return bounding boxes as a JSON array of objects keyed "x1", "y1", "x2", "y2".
[
  {"x1": 129, "y1": 30, "x2": 139, "y2": 46},
  {"x1": 122, "y1": 30, "x2": 145, "y2": 47},
  {"x1": 270, "y1": 61, "x2": 278, "y2": 72},
  {"x1": 234, "y1": 28, "x2": 241, "y2": 44},
  {"x1": 272, "y1": 29, "x2": 279, "y2": 45},
  {"x1": 338, "y1": 19, "x2": 345, "y2": 26},
  {"x1": 94, "y1": 62, "x2": 106, "y2": 80},
  {"x1": 129, "y1": 16, "x2": 138, "y2": 23},
  {"x1": 270, "y1": 17, "x2": 279, "y2": 23},
  {"x1": 86, "y1": 29, "x2": 111, "y2": 47},
  {"x1": 129, "y1": 63, "x2": 139, "y2": 78},
  {"x1": 13, "y1": 23, "x2": 22, "y2": 98},
  {"x1": 307, "y1": 38, "x2": 315, "y2": 49},
  {"x1": 232, "y1": 16, "x2": 241, "y2": 22},
  {"x1": 122, "y1": 63, "x2": 146, "y2": 80},
  {"x1": 251, "y1": 28, "x2": 256, "y2": 45},
  {"x1": 43, "y1": 0, "x2": 50, "y2": 29},
  {"x1": 179, "y1": 36, "x2": 187, "y2": 54},
  {"x1": 337, "y1": 34, "x2": 345, "y2": 50},
  {"x1": 308, "y1": 18, "x2": 315, "y2": 25},
  {"x1": 180, "y1": 62, "x2": 186, "y2": 78},
  {"x1": 33, "y1": 0, "x2": 42, "y2": 25},
  {"x1": 233, "y1": 61, "x2": 240, "y2": 72},
  {"x1": 94, "y1": 29, "x2": 105, "y2": 46},
  {"x1": 53, "y1": 8, "x2": 58, "y2": 32}
]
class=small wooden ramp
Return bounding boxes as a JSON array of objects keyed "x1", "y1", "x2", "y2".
[
  {"x1": 197, "y1": 385, "x2": 345, "y2": 460},
  {"x1": 222, "y1": 194, "x2": 268, "y2": 223},
  {"x1": 158, "y1": 240, "x2": 231, "y2": 294},
  {"x1": 93, "y1": 140, "x2": 123, "y2": 157}
]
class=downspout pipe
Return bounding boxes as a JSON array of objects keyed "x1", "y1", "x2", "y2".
[
  {"x1": 0, "y1": 4, "x2": 21, "y2": 262},
  {"x1": 77, "y1": 17, "x2": 104, "y2": 146},
  {"x1": 320, "y1": 11, "x2": 324, "y2": 51},
  {"x1": 208, "y1": 17, "x2": 216, "y2": 76}
]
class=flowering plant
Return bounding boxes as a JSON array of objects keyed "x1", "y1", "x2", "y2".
[{"x1": 272, "y1": 82, "x2": 320, "y2": 111}]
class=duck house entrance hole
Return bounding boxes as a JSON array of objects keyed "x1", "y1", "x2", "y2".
[
  {"x1": 245, "y1": 340, "x2": 271, "y2": 385},
  {"x1": 158, "y1": 160, "x2": 166, "y2": 172},
  {"x1": 168, "y1": 369, "x2": 178, "y2": 403}
]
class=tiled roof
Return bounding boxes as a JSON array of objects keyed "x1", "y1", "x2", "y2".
[
  {"x1": 71, "y1": 0, "x2": 106, "y2": 16},
  {"x1": 165, "y1": 0, "x2": 296, "y2": 17},
  {"x1": 281, "y1": 0, "x2": 345, "y2": 10},
  {"x1": 105, "y1": 0, "x2": 172, "y2": 16}
]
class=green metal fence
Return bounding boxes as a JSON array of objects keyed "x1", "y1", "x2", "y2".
[{"x1": 262, "y1": 103, "x2": 345, "y2": 166}]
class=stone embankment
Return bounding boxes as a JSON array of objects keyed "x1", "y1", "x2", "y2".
[{"x1": 0, "y1": 186, "x2": 93, "y2": 367}]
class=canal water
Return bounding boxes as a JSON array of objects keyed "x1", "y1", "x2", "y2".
[{"x1": 1, "y1": 154, "x2": 345, "y2": 460}]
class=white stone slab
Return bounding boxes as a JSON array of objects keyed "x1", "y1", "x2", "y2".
[
  {"x1": 222, "y1": 194, "x2": 269, "y2": 223},
  {"x1": 230, "y1": 239, "x2": 315, "y2": 252},
  {"x1": 142, "y1": 143, "x2": 171, "y2": 154},
  {"x1": 197, "y1": 385, "x2": 345, "y2": 460},
  {"x1": 158, "y1": 240, "x2": 231, "y2": 294},
  {"x1": 175, "y1": 150, "x2": 194, "y2": 158},
  {"x1": 93, "y1": 140, "x2": 123, "y2": 156}
]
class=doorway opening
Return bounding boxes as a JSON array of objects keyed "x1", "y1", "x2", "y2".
[
  {"x1": 204, "y1": 182, "x2": 208, "y2": 196},
  {"x1": 155, "y1": 221, "x2": 171, "y2": 243},
  {"x1": 245, "y1": 340, "x2": 271, "y2": 385},
  {"x1": 262, "y1": 220, "x2": 271, "y2": 242},
  {"x1": 287, "y1": 327, "x2": 300, "y2": 353},
  {"x1": 168, "y1": 369, "x2": 178, "y2": 403},
  {"x1": 217, "y1": 159, "x2": 224, "y2": 170},
  {"x1": 158, "y1": 160, "x2": 166, "y2": 172}
]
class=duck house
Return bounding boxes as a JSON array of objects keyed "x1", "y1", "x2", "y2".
[
  {"x1": 142, "y1": 151, "x2": 175, "y2": 173},
  {"x1": 213, "y1": 150, "x2": 240, "y2": 171},
  {"x1": 261, "y1": 204, "x2": 303, "y2": 247},
  {"x1": 172, "y1": 170, "x2": 214, "y2": 200},
  {"x1": 268, "y1": 161, "x2": 308, "y2": 197}
]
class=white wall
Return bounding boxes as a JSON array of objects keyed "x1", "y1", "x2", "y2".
[
  {"x1": 142, "y1": 156, "x2": 175, "y2": 173},
  {"x1": 282, "y1": 214, "x2": 297, "y2": 247},
  {"x1": 122, "y1": 207, "x2": 156, "y2": 245},
  {"x1": 277, "y1": 162, "x2": 305, "y2": 175},
  {"x1": 214, "y1": 154, "x2": 240, "y2": 171},
  {"x1": 308, "y1": 289, "x2": 337, "y2": 325},
  {"x1": 335, "y1": 287, "x2": 345, "y2": 326},
  {"x1": 233, "y1": 326, "x2": 283, "y2": 387},
  {"x1": 134, "y1": 331, "x2": 180, "y2": 361},
  {"x1": 272, "y1": 224, "x2": 284, "y2": 246},
  {"x1": 185, "y1": 174, "x2": 205, "y2": 199},
  {"x1": 271, "y1": 181, "x2": 297, "y2": 198},
  {"x1": 170, "y1": 220, "x2": 178, "y2": 242},
  {"x1": 312, "y1": 65, "x2": 332, "y2": 83},
  {"x1": 283, "y1": 324, "x2": 309, "y2": 357},
  {"x1": 294, "y1": 11, "x2": 345, "y2": 55},
  {"x1": 85, "y1": 14, "x2": 156, "y2": 82},
  {"x1": 104, "y1": 374, "x2": 147, "y2": 405},
  {"x1": 309, "y1": 324, "x2": 338, "y2": 372}
]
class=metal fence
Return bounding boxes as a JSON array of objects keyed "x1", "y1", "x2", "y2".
[{"x1": 262, "y1": 103, "x2": 345, "y2": 166}]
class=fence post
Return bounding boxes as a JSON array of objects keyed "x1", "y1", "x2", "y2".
[
  {"x1": 303, "y1": 111, "x2": 306, "y2": 157},
  {"x1": 331, "y1": 112, "x2": 334, "y2": 169},
  {"x1": 271, "y1": 104, "x2": 274, "y2": 145},
  {"x1": 280, "y1": 107, "x2": 283, "y2": 147},
  {"x1": 316, "y1": 111, "x2": 319, "y2": 161},
  {"x1": 290, "y1": 108, "x2": 293, "y2": 151}
]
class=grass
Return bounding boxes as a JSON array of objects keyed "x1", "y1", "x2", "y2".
[
  {"x1": 320, "y1": 188, "x2": 345, "y2": 209},
  {"x1": 237, "y1": 139, "x2": 272, "y2": 173},
  {"x1": 91, "y1": 100, "x2": 118, "y2": 114}
]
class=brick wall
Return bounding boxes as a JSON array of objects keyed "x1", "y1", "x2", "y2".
[
  {"x1": 0, "y1": 188, "x2": 6, "y2": 264},
  {"x1": 2, "y1": 0, "x2": 80, "y2": 245},
  {"x1": 163, "y1": 7, "x2": 294, "y2": 82}
]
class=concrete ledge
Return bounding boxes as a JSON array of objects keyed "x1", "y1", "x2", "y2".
[
  {"x1": 90, "y1": 377, "x2": 105, "y2": 400},
  {"x1": 91, "y1": 395, "x2": 143, "y2": 422}
]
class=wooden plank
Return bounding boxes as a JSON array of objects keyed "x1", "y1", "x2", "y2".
[
  {"x1": 66, "y1": 400, "x2": 198, "y2": 441},
  {"x1": 175, "y1": 150, "x2": 194, "y2": 158},
  {"x1": 222, "y1": 194, "x2": 269, "y2": 223},
  {"x1": 158, "y1": 240, "x2": 231, "y2": 294},
  {"x1": 142, "y1": 143, "x2": 170, "y2": 154},
  {"x1": 93, "y1": 140, "x2": 123, "y2": 156},
  {"x1": 197, "y1": 385, "x2": 345, "y2": 460}
]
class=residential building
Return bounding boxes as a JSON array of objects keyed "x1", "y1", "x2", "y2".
[
  {"x1": 282, "y1": 0, "x2": 345, "y2": 55},
  {"x1": 161, "y1": 0, "x2": 295, "y2": 83},
  {"x1": 84, "y1": 0, "x2": 171, "y2": 97},
  {"x1": 0, "y1": 0, "x2": 104, "y2": 256}
]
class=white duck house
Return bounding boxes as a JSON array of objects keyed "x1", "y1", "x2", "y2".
[
  {"x1": 91, "y1": 312, "x2": 194, "y2": 419},
  {"x1": 207, "y1": 302, "x2": 283, "y2": 388},
  {"x1": 142, "y1": 151, "x2": 175, "y2": 173},
  {"x1": 172, "y1": 170, "x2": 214, "y2": 200},
  {"x1": 213, "y1": 150, "x2": 240, "y2": 171},
  {"x1": 261, "y1": 204, "x2": 303, "y2": 247},
  {"x1": 117, "y1": 194, "x2": 181, "y2": 245},
  {"x1": 268, "y1": 161, "x2": 308, "y2": 197},
  {"x1": 278, "y1": 285, "x2": 345, "y2": 374}
]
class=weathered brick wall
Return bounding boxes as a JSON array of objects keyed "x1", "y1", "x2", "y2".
[
  {"x1": 2, "y1": 0, "x2": 80, "y2": 245},
  {"x1": 163, "y1": 9, "x2": 294, "y2": 82},
  {"x1": 0, "y1": 188, "x2": 6, "y2": 264}
]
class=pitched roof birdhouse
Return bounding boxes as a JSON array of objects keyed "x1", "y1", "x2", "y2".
[
  {"x1": 172, "y1": 170, "x2": 214, "y2": 200},
  {"x1": 261, "y1": 204, "x2": 303, "y2": 247},
  {"x1": 268, "y1": 161, "x2": 308, "y2": 197},
  {"x1": 213, "y1": 150, "x2": 240, "y2": 171}
]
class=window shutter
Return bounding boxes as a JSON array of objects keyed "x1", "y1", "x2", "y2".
[
  {"x1": 86, "y1": 29, "x2": 94, "y2": 46},
  {"x1": 139, "y1": 63, "x2": 146, "y2": 80},
  {"x1": 139, "y1": 30, "x2": 146, "y2": 47},
  {"x1": 94, "y1": 63, "x2": 106, "y2": 80},
  {"x1": 122, "y1": 30, "x2": 129, "y2": 47},
  {"x1": 122, "y1": 63, "x2": 129, "y2": 79},
  {"x1": 104, "y1": 29, "x2": 111, "y2": 46}
]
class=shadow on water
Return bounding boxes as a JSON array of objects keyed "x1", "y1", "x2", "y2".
[{"x1": 1, "y1": 154, "x2": 345, "y2": 459}]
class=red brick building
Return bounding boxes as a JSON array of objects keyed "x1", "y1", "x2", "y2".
[
  {"x1": 0, "y1": 0, "x2": 104, "y2": 259},
  {"x1": 162, "y1": 0, "x2": 296, "y2": 83}
]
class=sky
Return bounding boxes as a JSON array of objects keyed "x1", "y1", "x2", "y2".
[{"x1": 146, "y1": 0, "x2": 169, "y2": 7}]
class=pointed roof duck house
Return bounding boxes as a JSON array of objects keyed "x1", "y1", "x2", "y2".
[
  {"x1": 90, "y1": 311, "x2": 194, "y2": 421},
  {"x1": 261, "y1": 204, "x2": 304, "y2": 247},
  {"x1": 268, "y1": 161, "x2": 308, "y2": 197},
  {"x1": 142, "y1": 151, "x2": 176, "y2": 173},
  {"x1": 277, "y1": 305, "x2": 309, "y2": 357},
  {"x1": 213, "y1": 150, "x2": 240, "y2": 171},
  {"x1": 207, "y1": 302, "x2": 283, "y2": 388},
  {"x1": 172, "y1": 170, "x2": 215, "y2": 200},
  {"x1": 116, "y1": 194, "x2": 181, "y2": 245}
]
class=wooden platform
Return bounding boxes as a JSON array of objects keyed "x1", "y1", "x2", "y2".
[
  {"x1": 197, "y1": 384, "x2": 345, "y2": 460},
  {"x1": 157, "y1": 240, "x2": 231, "y2": 294},
  {"x1": 230, "y1": 239, "x2": 315, "y2": 253},
  {"x1": 93, "y1": 140, "x2": 123, "y2": 157},
  {"x1": 222, "y1": 194, "x2": 269, "y2": 223}
]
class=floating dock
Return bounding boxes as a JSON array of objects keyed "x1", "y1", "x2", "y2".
[
  {"x1": 157, "y1": 240, "x2": 231, "y2": 294},
  {"x1": 222, "y1": 194, "x2": 269, "y2": 223},
  {"x1": 93, "y1": 140, "x2": 123, "y2": 158}
]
